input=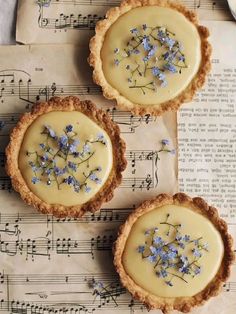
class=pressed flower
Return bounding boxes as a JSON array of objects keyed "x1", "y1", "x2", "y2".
[
  {"x1": 65, "y1": 125, "x2": 73, "y2": 133},
  {"x1": 137, "y1": 214, "x2": 209, "y2": 286},
  {"x1": 32, "y1": 177, "x2": 40, "y2": 184}
]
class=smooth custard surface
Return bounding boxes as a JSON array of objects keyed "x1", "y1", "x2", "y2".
[
  {"x1": 123, "y1": 205, "x2": 224, "y2": 297},
  {"x1": 18, "y1": 111, "x2": 113, "y2": 206},
  {"x1": 101, "y1": 6, "x2": 201, "y2": 105}
]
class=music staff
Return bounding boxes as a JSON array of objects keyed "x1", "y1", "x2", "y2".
[
  {"x1": 0, "y1": 235, "x2": 114, "y2": 260},
  {"x1": 0, "y1": 208, "x2": 132, "y2": 225},
  {"x1": 48, "y1": 0, "x2": 226, "y2": 11},
  {"x1": 35, "y1": 0, "x2": 230, "y2": 33},
  {"x1": 39, "y1": 13, "x2": 105, "y2": 30}
]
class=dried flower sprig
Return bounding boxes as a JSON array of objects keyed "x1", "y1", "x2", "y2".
[
  {"x1": 26, "y1": 124, "x2": 107, "y2": 193},
  {"x1": 88, "y1": 279, "x2": 126, "y2": 307},
  {"x1": 137, "y1": 214, "x2": 209, "y2": 287},
  {"x1": 114, "y1": 25, "x2": 188, "y2": 95}
]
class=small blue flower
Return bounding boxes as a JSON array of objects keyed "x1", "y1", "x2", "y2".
[
  {"x1": 192, "y1": 248, "x2": 202, "y2": 258},
  {"x1": 163, "y1": 52, "x2": 170, "y2": 60},
  {"x1": 91, "y1": 280, "x2": 104, "y2": 290},
  {"x1": 183, "y1": 235, "x2": 190, "y2": 242},
  {"x1": 97, "y1": 133, "x2": 104, "y2": 141},
  {"x1": 68, "y1": 161, "x2": 77, "y2": 172},
  {"x1": 89, "y1": 173, "x2": 97, "y2": 181},
  {"x1": 45, "y1": 125, "x2": 56, "y2": 138},
  {"x1": 152, "y1": 67, "x2": 161, "y2": 77},
  {"x1": 69, "y1": 140, "x2": 79, "y2": 153},
  {"x1": 170, "y1": 149, "x2": 176, "y2": 155},
  {"x1": 168, "y1": 244, "x2": 177, "y2": 252},
  {"x1": 202, "y1": 243, "x2": 209, "y2": 251},
  {"x1": 157, "y1": 268, "x2": 168, "y2": 278},
  {"x1": 114, "y1": 48, "x2": 119, "y2": 54},
  {"x1": 138, "y1": 245, "x2": 145, "y2": 253},
  {"x1": 179, "y1": 242, "x2": 185, "y2": 249},
  {"x1": 165, "y1": 37, "x2": 176, "y2": 49},
  {"x1": 180, "y1": 255, "x2": 188, "y2": 264},
  {"x1": 97, "y1": 133, "x2": 107, "y2": 145},
  {"x1": 162, "y1": 139, "x2": 170, "y2": 146},
  {"x1": 114, "y1": 59, "x2": 120, "y2": 66},
  {"x1": 41, "y1": 154, "x2": 49, "y2": 162},
  {"x1": 179, "y1": 55, "x2": 185, "y2": 62},
  {"x1": 164, "y1": 62, "x2": 177, "y2": 73},
  {"x1": 130, "y1": 28, "x2": 138, "y2": 35},
  {"x1": 150, "y1": 246, "x2": 158, "y2": 255},
  {"x1": 157, "y1": 30, "x2": 166, "y2": 43},
  {"x1": 148, "y1": 45, "x2": 157, "y2": 58},
  {"x1": 85, "y1": 186, "x2": 92, "y2": 193},
  {"x1": 83, "y1": 144, "x2": 91, "y2": 154},
  {"x1": 179, "y1": 266, "x2": 189, "y2": 274},
  {"x1": 45, "y1": 168, "x2": 52, "y2": 175},
  {"x1": 176, "y1": 234, "x2": 182, "y2": 241},
  {"x1": 160, "y1": 80, "x2": 168, "y2": 88},
  {"x1": 54, "y1": 166, "x2": 65, "y2": 176},
  {"x1": 65, "y1": 125, "x2": 73, "y2": 133},
  {"x1": 39, "y1": 143, "x2": 46, "y2": 149},
  {"x1": 153, "y1": 236, "x2": 163, "y2": 245},
  {"x1": 159, "y1": 73, "x2": 166, "y2": 81},
  {"x1": 144, "y1": 229, "x2": 151, "y2": 235},
  {"x1": 65, "y1": 176, "x2": 74, "y2": 185},
  {"x1": 168, "y1": 251, "x2": 177, "y2": 260},
  {"x1": 142, "y1": 36, "x2": 151, "y2": 51},
  {"x1": 59, "y1": 135, "x2": 68, "y2": 148},
  {"x1": 133, "y1": 49, "x2": 140, "y2": 55},
  {"x1": 89, "y1": 173, "x2": 101, "y2": 184},
  {"x1": 194, "y1": 267, "x2": 201, "y2": 275},
  {"x1": 29, "y1": 162, "x2": 39, "y2": 173},
  {"x1": 147, "y1": 255, "x2": 157, "y2": 263},
  {"x1": 32, "y1": 177, "x2": 40, "y2": 184}
]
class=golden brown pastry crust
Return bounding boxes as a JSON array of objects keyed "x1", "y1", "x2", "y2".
[
  {"x1": 5, "y1": 96, "x2": 127, "y2": 218},
  {"x1": 113, "y1": 193, "x2": 235, "y2": 314},
  {"x1": 88, "y1": 0, "x2": 212, "y2": 116}
]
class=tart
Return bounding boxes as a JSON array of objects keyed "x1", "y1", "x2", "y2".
[
  {"x1": 89, "y1": 0, "x2": 211, "y2": 116},
  {"x1": 114, "y1": 193, "x2": 234, "y2": 313},
  {"x1": 6, "y1": 96, "x2": 127, "y2": 217}
]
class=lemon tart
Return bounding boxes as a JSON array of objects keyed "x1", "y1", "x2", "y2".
[
  {"x1": 89, "y1": 0, "x2": 211, "y2": 116},
  {"x1": 114, "y1": 193, "x2": 234, "y2": 313},
  {"x1": 6, "y1": 96, "x2": 127, "y2": 217}
]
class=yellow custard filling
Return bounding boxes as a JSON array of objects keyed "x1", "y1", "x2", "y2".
[
  {"x1": 122, "y1": 205, "x2": 224, "y2": 298},
  {"x1": 101, "y1": 6, "x2": 201, "y2": 105},
  {"x1": 18, "y1": 111, "x2": 113, "y2": 206}
]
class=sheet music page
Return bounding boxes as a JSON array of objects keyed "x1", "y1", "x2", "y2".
[
  {"x1": 0, "y1": 43, "x2": 178, "y2": 314},
  {"x1": 177, "y1": 20, "x2": 236, "y2": 313},
  {"x1": 16, "y1": 0, "x2": 233, "y2": 45}
]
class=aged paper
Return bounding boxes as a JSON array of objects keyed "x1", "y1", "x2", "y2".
[
  {"x1": 0, "y1": 43, "x2": 178, "y2": 314},
  {"x1": 16, "y1": 0, "x2": 233, "y2": 45},
  {"x1": 177, "y1": 21, "x2": 236, "y2": 314}
]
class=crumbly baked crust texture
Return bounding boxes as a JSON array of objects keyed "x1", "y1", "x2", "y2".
[
  {"x1": 88, "y1": 0, "x2": 212, "y2": 116},
  {"x1": 5, "y1": 96, "x2": 127, "y2": 218},
  {"x1": 113, "y1": 193, "x2": 235, "y2": 314}
]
